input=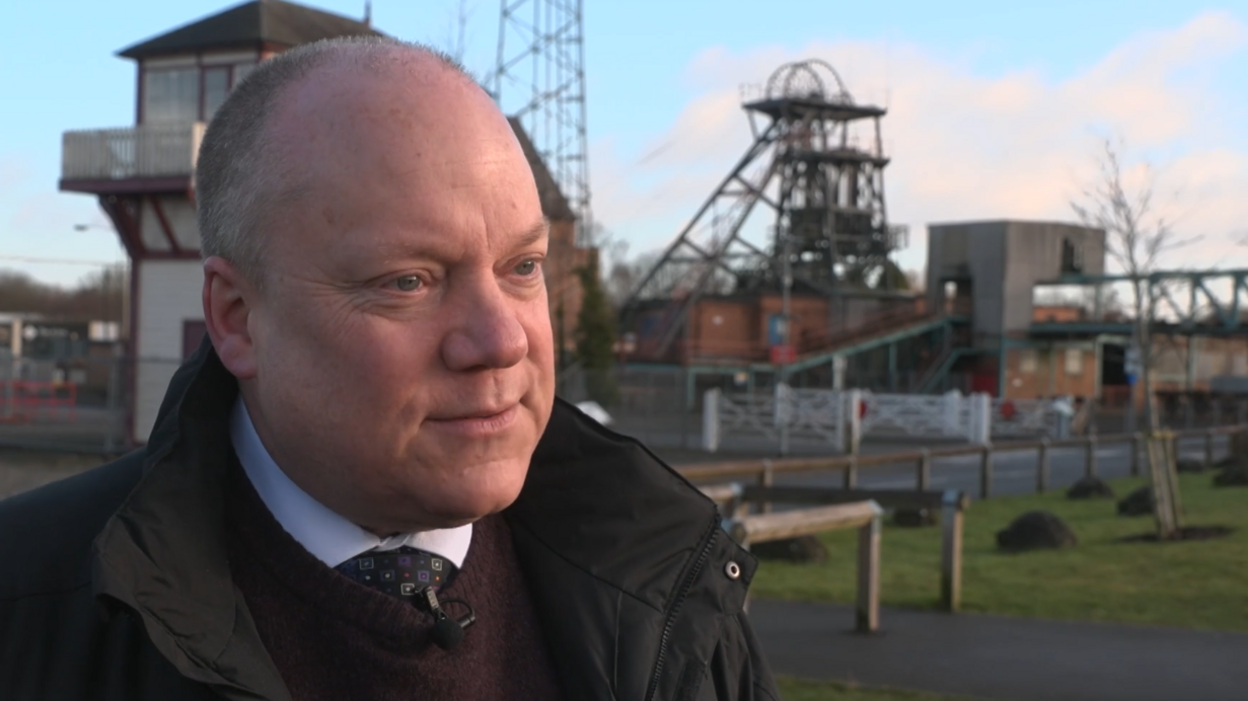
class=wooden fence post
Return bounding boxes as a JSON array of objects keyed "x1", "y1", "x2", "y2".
[
  {"x1": 1234, "y1": 426, "x2": 1248, "y2": 462},
  {"x1": 702, "y1": 388, "x2": 721, "y2": 453},
  {"x1": 1036, "y1": 438, "x2": 1050, "y2": 493},
  {"x1": 757, "y1": 461, "x2": 774, "y2": 514},
  {"x1": 723, "y1": 483, "x2": 744, "y2": 520},
  {"x1": 1205, "y1": 429, "x2": 1216, "y2": 467},
  {"x1": 1166, "y1": 433, "x2": 1185, "y2": 529},
  {"x1": 917, "y1": 449, "x2": 931, "y2": 491},
  {"x1": 979, "y1": 444, "x2": 993, "y2": 499},
  {"x1": 940, "y1": 490, "x2": 964, "y2": 613},
  {"x1": 843, "y1": 455, "x2": 859, "y2": 490},
  {"x1": 1130, "y1": 433, "x2": 1141, "y2": 477},
  {"x1": 1146, "y1": 432, "x2": 1182, "y2": 540},
  {"x1": 857, "y1": 513, "x2": 882, "y2": 633},
  {"x1": 1084, "y1": 435, "x2": 1098, "y2": 478}
]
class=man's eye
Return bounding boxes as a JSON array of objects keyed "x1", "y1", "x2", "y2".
[
  {"x1": 391, "y1": 275, "x2": 423, "y2": 292},
  {"x1": 514, "y1": 260, "x2": 540, "y2": 276}
]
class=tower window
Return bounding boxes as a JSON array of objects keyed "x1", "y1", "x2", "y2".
[{"x1": 1061, "y1": 238, "x2": 1084, "y2": 274}]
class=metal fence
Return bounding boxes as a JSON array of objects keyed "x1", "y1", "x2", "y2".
[
  {"x1": 9, "y1": 352, "x2": 1248, "y2": 459},
  {"x1": 0, "y1": 354, "x2": 181, "y2": 454},
  {"x1": 558, "y1": 364, "x2": 700, "y2": 449}
]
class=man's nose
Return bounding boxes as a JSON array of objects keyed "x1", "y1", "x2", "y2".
[{"x1": 440, "y1": 278, "x2": 529, "y2": 372}]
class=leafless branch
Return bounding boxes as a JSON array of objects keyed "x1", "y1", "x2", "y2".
[{"x1": 1069, "y1": 135, "x2": 1195, "y2": 431}]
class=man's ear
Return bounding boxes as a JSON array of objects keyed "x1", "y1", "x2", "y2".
[{"x1": 203, "y1": 256, "x2": 259, "y2": 380}]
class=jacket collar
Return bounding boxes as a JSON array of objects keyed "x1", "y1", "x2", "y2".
[
  {"x1": 92, "y1": 338, "x2": 290, "y2": 701},
  {"x1": 92, "y1": 338, "x2": 751, "y2": 700}
]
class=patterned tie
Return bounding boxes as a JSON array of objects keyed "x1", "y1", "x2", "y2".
[
  {"x1": 334, "y1": 545, "x2": 455, "y2": 599},
  {"x1": 335, "y1": 545, "x2": 475, "y2": 649}
]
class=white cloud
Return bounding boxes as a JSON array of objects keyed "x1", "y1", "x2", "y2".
[{"x1": 591, "y1": 10, "x2": 1248, "y2": 275}]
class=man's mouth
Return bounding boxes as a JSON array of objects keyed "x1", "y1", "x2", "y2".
[{"x1": 426, "y1": 403, "x2": 521, "y2": 435}]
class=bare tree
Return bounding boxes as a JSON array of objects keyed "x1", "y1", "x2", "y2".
[
  {"x1": 0, "y1": 265, "x2": 127, "y2": 322},
  {"x1": 1070, "y1": 137, "x2": 1196, "y2": 432},
  {"x1": 1071, "y1": 137, "x2": 1200, "y2": 540}
]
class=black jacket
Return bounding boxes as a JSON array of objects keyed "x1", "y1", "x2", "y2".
[{"x1": 0, "y1": 341, "x2": 778, "y2": 701}]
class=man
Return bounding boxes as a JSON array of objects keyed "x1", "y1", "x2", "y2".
[{"x1": 0, "y1": 37, "x2": 778, "y2": 701}]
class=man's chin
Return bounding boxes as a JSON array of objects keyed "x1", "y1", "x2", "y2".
[{"x1": 419, "y1": 466, "x2": 530, "y2": 525}]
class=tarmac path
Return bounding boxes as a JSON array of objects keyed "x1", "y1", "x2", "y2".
[{"x1": 750, "y1": 599, "x2": 1248, "y2": 701}]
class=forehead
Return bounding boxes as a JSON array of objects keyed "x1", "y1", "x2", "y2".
[{"x1": 260, "y1": 51, "x2": 545, "y2": 264}]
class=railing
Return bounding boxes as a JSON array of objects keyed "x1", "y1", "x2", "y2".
[
  {"x1": 796, "y1": 300, "x2": 929, "y2": 356},
  {"x1": 703, "y1": 484, "x2": 970, "y2": 614},
  {"x1": 795, "y1": 296, "x2": 972, "y2": 358},
  {"x1": 686, "y1": 426, "x2": 1243, "y2": 621},
  {"x1": 715, "y1": 496, "x2": 884, "y2": 632},
  {"x1": 674, "y1": 296, "x2": 972, "y2": 365},
  {"x1": 62, "y1": 122, "x2": 206, "y2": 181},
  {"x1": 683, "y1": 338, "x2": 770, "y2": 363},
  {"x1": 682, "y1": 424, "x2": 1246, "y2": 500},
  {"x1": 0, "y1": 381, "x2": 78, "y2": 422}
]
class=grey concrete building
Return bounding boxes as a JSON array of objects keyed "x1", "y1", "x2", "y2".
[{"x1": 926, "y1": 220, "x2": 1106, "y2": 345}]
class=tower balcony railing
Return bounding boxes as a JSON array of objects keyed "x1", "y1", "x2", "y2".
[{"x1": 62, "y1": 122, "x2": 206, "y2": 183}]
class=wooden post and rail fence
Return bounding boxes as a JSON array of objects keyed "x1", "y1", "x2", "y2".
[
  {"x1": 706, "y1": 492, "x2": 885, "y2": 633},
  {"x1": 682, "y1": 424, "x2": 1246, "y2": 502},
  {"x1": 687, "y1": 424, "x2": 1244, "y2": 630},
  {"x1": 701, "y1": 483, "x2": 970, "y2": 622}
]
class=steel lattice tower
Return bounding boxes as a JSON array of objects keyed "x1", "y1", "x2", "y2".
[
  {"x1": 492, "y1": 0, "x2": 592, "y2": 243},
  {"x1": 621, "y1": 60, "x2": 907, "y2": 358}
]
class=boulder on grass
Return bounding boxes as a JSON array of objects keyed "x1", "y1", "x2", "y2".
[
  {"x1": 1176, "y1": 458, "x2": 1208, "y2": 474},
  {"x1": 996, "y1": 511, "x2": 1077, "y2": 552},
  {"x1": 1117, "y1": 486, "x2": 1154, "y2": 517},
  {"x1": 752, "y1": 535, "x2": 829, "y2": 563},
  {"x1": 1214, "y1": 465, "x2": 1248, "y2": 488},
  {"x1": 1066, "y1": 477, "x2": 1115, "y2": 500},
  {"x1": 893, "y1": 507, "x2": 938, "y2": 528}
]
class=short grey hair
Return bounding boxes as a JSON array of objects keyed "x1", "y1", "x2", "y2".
[{"x1": 195, "y1": 36, "x2": 472, "y2": 287}]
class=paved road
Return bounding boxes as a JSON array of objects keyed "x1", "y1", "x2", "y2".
[
  {"x1": 777, "y1": 438, "x2": 1223, "y2": 498},
  {"x1": 661, "y1": 436, "x2": 1228, "y2": 500},
  {"x1": 750, "y1": 599, "x2": 1248, "y2": 701},
  {"x1": 799, "y1": 438, "x2": 1221, "y2": 499}
]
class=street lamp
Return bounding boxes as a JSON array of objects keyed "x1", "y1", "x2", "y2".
[
  {"x1": 69, "y1": 223, "x2": 128, "y2": 339},
  {"x1": 74, "y1": 222, "x2": 118, "y2": 233}
]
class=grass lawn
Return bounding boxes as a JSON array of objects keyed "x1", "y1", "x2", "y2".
[
  {"x1": 778, "y1": 677, "x2": 985, "y2": 701},
  {"x1": 751, "y1": 474, "x2": 1248, "y2": 631}
]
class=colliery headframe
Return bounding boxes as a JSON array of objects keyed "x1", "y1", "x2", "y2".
[
  {"x1": 611, "y1": 59, "x2": 1248, "y2": 405},
  {"x1": 620, "y1": 59, "x2": 910, "y2": 365}
]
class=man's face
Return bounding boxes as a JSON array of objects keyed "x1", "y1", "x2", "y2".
[{"x1": 235, "y1": 60, "x2": 554, "y2": 532}]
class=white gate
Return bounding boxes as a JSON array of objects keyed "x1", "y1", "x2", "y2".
[
  {"x1": 991, "y1": 397, "x2": 1066, "y2": 438},
  {"x1": 704, "y1": 387, "x2": 998, "y2": 453},
  {"x1": 703, "y1": 386, "x2": 849, "y2": 453},
  {"x1": 785, "y1": 386, "x2": 848, "y2": 446},
  {"x1": 859, "y1": 390, "x2": 978, "y2": 440}
]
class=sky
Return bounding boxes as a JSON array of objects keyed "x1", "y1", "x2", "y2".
[{"x1": 2, "y1": 0, "x2": 1246, "y2": 287}]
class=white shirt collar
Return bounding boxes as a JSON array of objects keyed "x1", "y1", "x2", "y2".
[{"x1": 229, "y1": 397, "x2": 472, "y2": 569}]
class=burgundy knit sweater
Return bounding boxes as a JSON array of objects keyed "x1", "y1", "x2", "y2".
[{"x1": 224, "y1": 464, "x2": 564, "y2": 701}]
